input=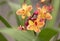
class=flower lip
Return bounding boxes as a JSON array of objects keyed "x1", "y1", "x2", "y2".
[{"x1": 35, "y1": 22, "x2": 37, "y2": 26}]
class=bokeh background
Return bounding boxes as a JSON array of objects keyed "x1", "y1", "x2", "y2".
[{"x1": 0, "y1": 0, "x2": 60, "y2": 41}]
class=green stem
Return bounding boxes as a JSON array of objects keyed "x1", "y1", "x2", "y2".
[{"x1": 15, "y1": 14, "x2": 21, "y2": 26}]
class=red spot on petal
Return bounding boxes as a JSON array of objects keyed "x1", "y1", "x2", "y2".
[{"x1": 35, "y1": 22, "x2": 37, "y2": 26}]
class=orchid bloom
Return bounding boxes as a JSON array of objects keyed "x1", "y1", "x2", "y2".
[
  {"x1": 27, "y1": 20, "x2": 40, "y2": 32},
  {"x1": 26, "y1": 5, "x2": 52, "y2": 32},
  {"x1": 37, "y1": 5, "x2": 52, "y2": 20},
  {"x1": 17, "y1": 2, "x2": 53, "y2": 33},
  {"x1": 16, "y1": 3, "x2": 32, "y2": 19},
  {"x1": 27, "y1": 19, "x2": 45, "y2": 32}
]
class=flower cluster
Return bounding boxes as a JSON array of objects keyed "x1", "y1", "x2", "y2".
[{"x1": 16, "y1": 0, "x2": 53, "y2": 33}]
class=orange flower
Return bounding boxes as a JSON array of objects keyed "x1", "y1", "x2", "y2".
[
  {"x1": 16, "y1": 3, "x2": 32, "y2": 19},
  {"x1": 37, "y1": 5, "x2": 52, "y2": 20},
  {"x1": 26, "y1": 5, "x2": 52, "y2": 32},
  {"x1": 27, "y1": 20, "x2": 45, "y2": 32}
]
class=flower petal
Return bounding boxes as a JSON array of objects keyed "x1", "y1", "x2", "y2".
[
  {"x1": 34, "y1": 28, "x2": 40, "y2": 32},
  {"x1": 38, "y1": 22, "x2": 45, "y2": 28},
  {"x1": 22, "y1": 15, "x2": 25, "y2": 19},
  {"x1": 27, "y1": 25, "x2": 34, "y2": 30},
  {"x1": 46, "y1": 13, "x2": 52, "y2": 20},
  {"x1": 27, "y1": 5, "x2": 32, "y2": 11},
  {"x1": 27, "y1": 12, "x2": 31, "y2": 17},
  {"x1": 22, "y1": 3, "x2": 27, "y2": 10},
  {"x1": 29, "y1": 20, "x2": 34, "y2": 25},
  {"x1": 16, "y1": 9, "x2": 25, "y2": 15},
  {"x1": 41, "y1": 0, "x2": 45, "y2": 2}
]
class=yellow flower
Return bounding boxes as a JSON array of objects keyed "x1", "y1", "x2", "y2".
[
  {"x1": 37, "y1": 5, "x2": 52, "y2": 20},
  {"x1": 26, "y1": 5, "x2": 52, "y2": 32},
  {"x1": 27, "y1": 20, "x2": 45, "y2": 32},
  {"x1": 35, "y1": 18, "x2": 45, "y2": 28},
  {"x1": 16, "y1": 3, "x2": 32, "y2": 19}
]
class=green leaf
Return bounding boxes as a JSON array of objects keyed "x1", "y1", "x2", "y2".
[
  {"x1": 45, "y1": 0, "x2": 60, "y2": 27},
  {"x1": 0, "y1": 28, "x2": 35, "y2": 41},
  {"x1": 0, "y1": 16, "x2": 12, "y2": 28},
  {"x1": 36, "y1": 28, "x2": 58, "y2": 41},
  {"x1": 56, "y1": 39, "x2": 60, "y2": 41},
  {"x1": 0, "y1": 33, "x2": 7, "y2": 41},
  {"x1": 0, "y1": 1, "x2": 6, "y2": 6}
]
